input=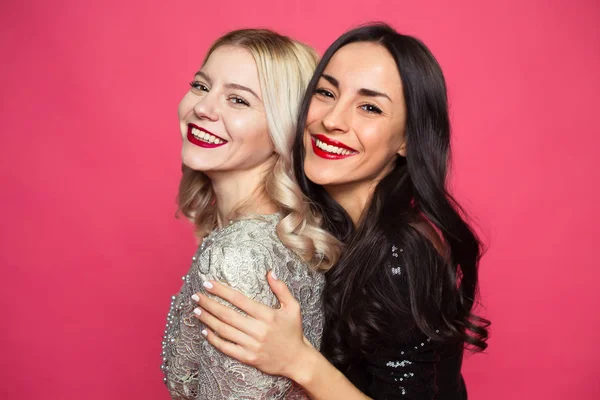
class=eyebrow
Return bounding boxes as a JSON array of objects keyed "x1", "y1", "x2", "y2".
[
  {"x1": 321, "y1": 73, "x2": 392, "y2": 102},
  {"x1": 195, "y1": 71, "x2": 260, "y2": 100}
]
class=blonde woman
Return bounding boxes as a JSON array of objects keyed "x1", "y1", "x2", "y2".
[{"x1": 160, "y1": 29, "x2": 340, "y2": 399}]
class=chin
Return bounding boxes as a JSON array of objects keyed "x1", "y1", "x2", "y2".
[
  {"x1": 181, "y1": 154, "x2": 207, "y2": 172},
  {"x1": 305, "y1": 168, "x2": 334, "y2": 186}
]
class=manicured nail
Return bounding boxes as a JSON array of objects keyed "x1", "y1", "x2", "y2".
[
  {"x1": 193, "y1": 308, "x2": 202, "y2": 316},
  {"x1": 191, "y1": 294, "x2": 200, "y2": 302},
  {"x1": 270, "y1": 271, "x2": 278, "y2": 280},
  {"x1": 201, "y1": 329, "x2": 208, "y2": 337},
  {"x1": 203, "y1": 281, "x2": 213, "y2": 289}
]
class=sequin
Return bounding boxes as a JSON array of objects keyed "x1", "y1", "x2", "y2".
[
  {"x1": 390, "y1": 243, "x2": 403, "y2": 275},
  {"x1": 386, "y1": 360, "x2": 413, "y2": 368},
  {"x1": 390, "y1": 363, "x2": 415, "y2": 396}
]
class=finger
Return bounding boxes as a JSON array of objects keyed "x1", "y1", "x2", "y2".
[
  {"x1": 193, "y1": 307, "x2": 255, "y2": 348},
  {"x1": 202, "y1": 280, "x2": 270, "y2": 318},
  {"x1": 267, "y1": 271, "x2": 298, "y2": 310},
  {"x1": 195, "y1": 293, "x2": 263, "y2": 337},
  {"x1": 201, "y1": 328, "x2": 257, "y2": 366}
]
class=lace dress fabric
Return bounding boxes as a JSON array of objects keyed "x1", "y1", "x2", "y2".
[{"x1": 162, "y1": 215, "x2": 324, "y2": 399}]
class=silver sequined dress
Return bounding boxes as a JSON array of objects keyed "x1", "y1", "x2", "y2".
[{"x1": 161, "y1": 214, "x2": 325, "y2": 399}]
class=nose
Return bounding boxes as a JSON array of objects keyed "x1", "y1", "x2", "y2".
[
  {"x1": 192, "y1": 93, "x2": 219, "y2": 122},
  {"x1": 322, "y1": 102, "x2": 350, "y2": 133}
]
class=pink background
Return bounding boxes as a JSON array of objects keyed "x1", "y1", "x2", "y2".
[{"x1": 1, "y1": 0, "x2": 599, "y2": 398}]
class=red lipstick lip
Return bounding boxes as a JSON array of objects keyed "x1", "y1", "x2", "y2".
[
  {"x1": 310, "y1": 135, "x2": 358, "y2": 160},
  {"x1": 187, "y1": 123, "x2": 228, "y2": 148},
  {"x1": 312, "y1": 134, "x2": 358, "y2": 152}
]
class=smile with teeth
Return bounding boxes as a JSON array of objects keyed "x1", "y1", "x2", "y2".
[
  {"x1": 190, "y1": 127, "x2": 226, "y2": 144},
  {"x1": 314, "y1": 138, "x2": 355, "y2": 155}
]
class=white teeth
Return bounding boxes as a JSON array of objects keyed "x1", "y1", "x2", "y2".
[
  {"x1": 190, "y1": 127, "x2": 225, "y2": 145},
  {"x1": 315, "y1": 139, "x2": 354, "y2": 155}
]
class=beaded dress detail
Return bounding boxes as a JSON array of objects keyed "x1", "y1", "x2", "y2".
[{"x1": 161, "y1": 215, "x2": 324, "y2": 399}]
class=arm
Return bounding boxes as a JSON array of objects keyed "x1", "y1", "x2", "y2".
[
  {"x1": 290, "y1": 344, "x2": 371, "y2": 400},
  {"x1": 193, "y1": 273, "x2": 371, "y2": 400},
  {"x1": 194, "y1": 232, "x2": 302, "y2": 399}
]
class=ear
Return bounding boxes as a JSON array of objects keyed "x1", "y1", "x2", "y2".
[{"x1": 397, "y1": 139, "x2": 407, "y2": 157}]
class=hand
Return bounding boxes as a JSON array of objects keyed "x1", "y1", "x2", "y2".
[{"x1": 192, "y1": 271, "x2": 313, "y2": 380}]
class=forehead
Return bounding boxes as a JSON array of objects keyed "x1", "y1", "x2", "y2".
[
  {"x1": 324, "y1": 42, "x2": 402, "y2": 96},
  {"x1": 202, "y1": 46, "x2": 261, "y2": 87}
]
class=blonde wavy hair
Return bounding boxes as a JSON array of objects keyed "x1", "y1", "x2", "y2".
[{"x1": 177, "y1": 29, "x2": 341, "y2": 270}]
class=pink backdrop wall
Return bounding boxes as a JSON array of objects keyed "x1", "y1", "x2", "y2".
[{"x1": 1, "y1": 0, "x2": 599, "y2": 398}]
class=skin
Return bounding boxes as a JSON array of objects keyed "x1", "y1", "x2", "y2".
[
  {"x1": 303, "y1": 41, "x2": 407, "y2": 223},
  {"x1": 180, "y1": 45, "x2": 278, "y2": 223},
  {"x1": 193, "y1": 42, "x2": 408, "y2": 399}
]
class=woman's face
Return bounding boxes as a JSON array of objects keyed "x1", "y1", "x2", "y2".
[
  {"x1": 303, "y1": 42, "x2": 407, "y2": 189},
  {"x1": 178, "y1": 45, "x2": 274, "y2": 174}
]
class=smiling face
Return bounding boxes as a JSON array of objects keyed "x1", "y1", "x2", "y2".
[
  {"x1": 303, "y1": 42, "x2": 407, "y2": 189},
  {"x1": 178, "y1": 45, "x2": 274, "y2": 175}
]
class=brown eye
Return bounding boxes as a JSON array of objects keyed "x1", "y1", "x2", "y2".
[
  {"x1": 228, "y1": 96, "x2": 249, "y2": 106},
  {"x1": 314, "y1": 88, "x2": 334, "y2": 99},
  {"x1": 189, "y1": 81, "x2": 209, "y2": 92},
  {"x1": 361, "y1": 104, "x2": 382, "y2": 114}
]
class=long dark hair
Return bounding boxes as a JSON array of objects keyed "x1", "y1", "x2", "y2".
[{"x1": 292, "y1": 24, "x2": 489, "y2": 367}]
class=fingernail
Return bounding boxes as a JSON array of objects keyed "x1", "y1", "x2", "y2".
[
  {"x1": 193, "y1": 308, "x2": 202, "y2": 316},
  {"x1": 203, "y1": 281, "x2": 213, "y2": 289},
  {"x1": 191, "y1": 294, "x2": 200, "y2": 302},
  {"x1": 270, "y1": 271, "x2": 278, "y2": 280},
  {"x1": 201, "y1": 329, "x2": 208, "y2": 337}
]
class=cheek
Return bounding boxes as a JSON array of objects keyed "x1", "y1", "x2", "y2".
[
  {"x1": 361, "y1": 122, "x2": 403, "y2": 154},
  {"x1": 360, "y1": 128, "x2": 384, "y2": 152},
  {"x1": 306, "y1": 102, "x2": 318, "y2": 124},
  {"x1": 178, "y1": 93, "x2": 194, "y2": 121},
  {"x1": 306, "y1": 99, "x2": 326, "y2": 126},
  {"x1": 228, "y1": 113, "x2": 272, "y2": 150},
  {"x1": 225, "y1": 113, "x2": 247, "y2": 133},
  {"x1": 388, "y1": 118, "x2": 407, "y2": 149},
  {"x1": 302, "y1": 127, "x2": 311, "y2": 150}
]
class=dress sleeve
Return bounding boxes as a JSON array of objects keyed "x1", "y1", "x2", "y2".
[
  {"x1": 362, "y1": 341, "x2": 466, "y2": 400},
  {"x1": 194, "y1": 223, "x2": 309, "y2": 399},
  {"x1": 361, "y1": 346, "x2": 439, "y2": 400},
  {"x1": 356, "y1": 234, "x2": 465, "y2": 400},
  {"x1": 205, "y1": 230, "x2": 278, "y2": 307}
]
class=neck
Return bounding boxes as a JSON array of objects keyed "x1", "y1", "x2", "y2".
[
  {"x1": 325, "y1": 180, "x2": 375, "y2": 226},
  {"x1": 324, "y1": 159, "x2": 396, "y2": 226},
  {"x1": 207, "y1": 156, "x2": 278, "y2": 228}
]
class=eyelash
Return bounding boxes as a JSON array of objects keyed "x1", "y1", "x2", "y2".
[
  {"x1": 315, "y1": 87, "x2": 383, "y2": 114},
  {"x1": 189, "y1": 81, "x2": 209, "y2": 92},
  {"x1": 189, "y1": 82, "x2": 249, "y2": 106},
  {"x1": 314, "y1": 88, "x2": 334, "y2": 98},
  {"x1": 361, "y1": 104, "x2": 383, "y2": 114},
  {"x1": 228, "y1": 96, "x2": 249, "y2": 106}
]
